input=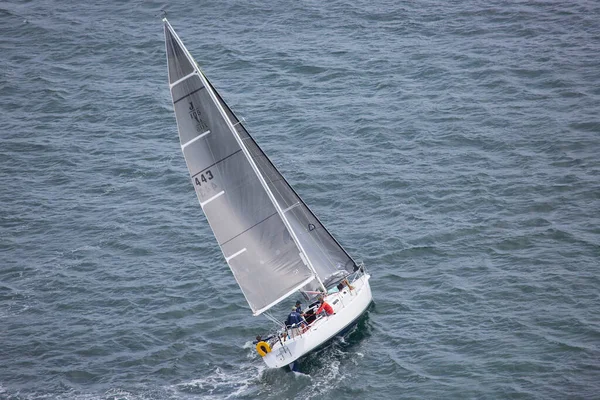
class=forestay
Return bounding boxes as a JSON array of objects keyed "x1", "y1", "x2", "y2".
[
  {"x1": 164, "y1": 19, "x2": 356, "y2": 315},
  {"x1": 206, "y1": 78, "x2": 358, "y2": 291}
]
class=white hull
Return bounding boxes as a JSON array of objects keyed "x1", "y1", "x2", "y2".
[{"x1": 262, "y1": 273, "x2": 372, "y2": 368}]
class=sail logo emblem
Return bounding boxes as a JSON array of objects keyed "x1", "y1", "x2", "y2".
[{"x1": 189, "y1": 101, "x2": 208, "y2": 133}]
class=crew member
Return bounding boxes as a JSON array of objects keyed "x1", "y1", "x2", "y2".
[
  {"x1": 316, "y1": 296, "x2": 334, "y2": 316},
  {"x1": 286, "y1": 306, "x2": 306, "y2": 327}
]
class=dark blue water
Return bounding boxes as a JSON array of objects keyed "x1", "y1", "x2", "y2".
[{"x1": 1, "y1": 1, "x2": 599, "y2": 399}]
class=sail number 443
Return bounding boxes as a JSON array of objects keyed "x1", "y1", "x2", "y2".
[{"x1": 194, "y1": 170, "x2": 214, "y2": 186}]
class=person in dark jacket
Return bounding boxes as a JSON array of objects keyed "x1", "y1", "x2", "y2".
[
  {"x1": 295, "y1": 300, "x2": 302, "y2": 313},
  {"x1": 286, "y1": 306, "x2": 306, "y2": 327}
]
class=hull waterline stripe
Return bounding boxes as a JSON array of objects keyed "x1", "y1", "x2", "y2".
[
  {"x1": 225, "y1": 248, "x2": 247, "y2": 262},
  {"x1": 200, "y1": 190, "x2": 224, "y2": 207},
  {"x1": 191, "y1": 149, "x2": 242, "y2": 180},
  {"x1": 181, "y1": 130, "x2": 210, "y2": 149},
  {"x1": 173, "y1": 86, "x2": 205, "y2": 104},
  {"x1": 170, "y1": 71, "x2": 197, "y2": 88}
]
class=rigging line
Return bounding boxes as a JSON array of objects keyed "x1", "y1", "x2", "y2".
[
  {"x1": 304, "y1": 220, "x2": 340, "y2": 269},
  {"x1": 289, "y1": 186, "x2": 351, "y2": 269},
  {"x1": 194, "y1": 60, "x2": 335, "y2": 290},
  {"x1": 270, "y1": 177, "x2": 340, "y2": 271},
  {"x1": 166, "y1": 24, "x2": 327, "y2": 311},
  {"x1": 233, "y1": 119, "x2": 349, "y2": 270},
  {"x1": 265, "y1": 178, "x2": 339, "y2": 270},
  {"x1": 223, "y1": 115, "x2": 293, "y2": 208},
  {"x1": 203, "y1": 73, "x2": 327, "y2": 293},
  {"x1": 264, "y1": 311, "x2": 285, "y2": 328}
]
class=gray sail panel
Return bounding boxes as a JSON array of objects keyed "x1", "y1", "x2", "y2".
[
  {"x1": 173, "y1": 75, "x2": 279, "y2": 246},
  {"x1": 165, "y1": 26, "x2": 194, "y2": 84},
  {"x1": 221, "y1": 215, "x2": 314, "y2": 313},
  {"x1": 164, "y1": 20, "x2": 315, "y2": 315},
  {"x1": 286, "y1": 204, "x2": 355, "y2": 286},
  {"x1": 207, "y1": 78, "x2": 356, "y2": 286},
  {"x1": 243, "y1": 132, "x2": 357, "y2": 284},
  {"x1": 171, "y1": 75, "x2": 228, "y2": 151}
]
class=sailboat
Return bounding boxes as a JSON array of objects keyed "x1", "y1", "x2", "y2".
[{"x1": 163, "y1": 19, "x2": 373, "y2": 369}]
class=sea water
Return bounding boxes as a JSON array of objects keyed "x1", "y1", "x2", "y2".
[{"x1": 1, "y1": 1, "x2": 599, "y2": 399}]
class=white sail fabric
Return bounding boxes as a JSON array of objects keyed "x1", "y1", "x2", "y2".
[
  {"x1": 164, "y1": 21, "x2": 316, "y2": 315},
  {"x1": 206, "y1": 76, "x2": 358, "y2": 291}
]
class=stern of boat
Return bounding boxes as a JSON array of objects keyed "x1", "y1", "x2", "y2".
[{"x1": 260, "y1": 272, "x2": 372, "y2": 369}]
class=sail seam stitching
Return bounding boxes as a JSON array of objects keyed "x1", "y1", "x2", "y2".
[
  {"x1": 173, "y1": 86, "x2": 205, "y2": 104},
  {"x1": 191, "y1": 149, "x2": 242, "y2": 179},
  {"x1": 219, "y1": 212, "x2": 278, "y2": 247}
]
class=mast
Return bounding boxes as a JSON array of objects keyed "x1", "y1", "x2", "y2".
[
  {"x1": 164, "y1": 19, "x2": 327, "y2": 300},
  {"x1": 204, "y1": 75, "x2": 329, "y2": 294},
  {"x1": 204, "y1": 76, "x2": 359, "y2": 274}
]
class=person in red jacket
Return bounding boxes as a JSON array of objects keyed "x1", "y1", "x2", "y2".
[{"x1": 315, "y1": 296, "x2": 334, "y2": 316}]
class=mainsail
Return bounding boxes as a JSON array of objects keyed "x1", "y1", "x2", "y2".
[{"x1": 164, "y1": 19, "x2": 357, "y2": 315}]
